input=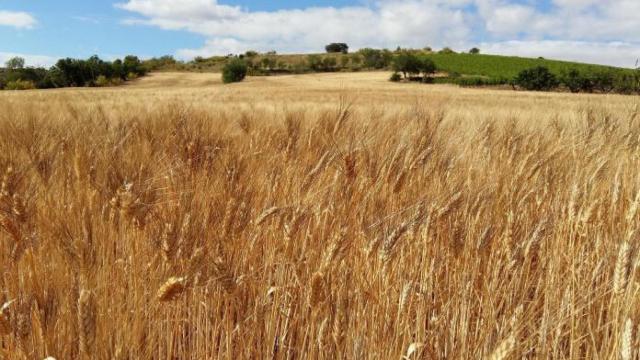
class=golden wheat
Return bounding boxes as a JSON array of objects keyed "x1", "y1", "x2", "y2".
[{"x1": 0, "y1": 71, "x2": 638, "y2": 358}]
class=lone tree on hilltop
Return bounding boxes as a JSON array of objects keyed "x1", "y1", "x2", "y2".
[
  {"x1": 325, "y1": 43, "x2": 349, "y2": 54},
  {"x1": 469, "y1": 47, "x2": 480, "y2": 54}
]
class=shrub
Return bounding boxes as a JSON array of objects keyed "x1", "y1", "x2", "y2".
[
  {"x1": 439, "y1": 47, "x2": 456, "y2": 54},
  {"x1": 5, "y1": 79, "x2": 35, "y2": 90},
  {"x1": 340, "y1": 56, "x2": 350, "y2": 68},
  {"x1": 389, "y1": 73, "x2": 402, "y2": 82},
  {"x1": 222, "y1": 58, "x2": 248, "y2": 84},
  {"x1": 560, "y1": 69, "x2": 593, "y2": 93},
  {"x1": 127, "y1": 72, "x2": 139, "y2": 80},
  {"x1": 95, "y1": 75, "x2": 110, "y2": 87},
  {"x1": 322, "y1": 57, "x2": 337, "y2": 71},
  {"x1": 245, "y1": 50, "x2": 259, "y2": 58},
  {"x1": 325, "y1": 43, "x2": 349, "y2": 54},
  {"x1": 514, "y1": 66, "x2": 559, "y2": 91},
  {"x1": 358, "y1": 48, "x2": 393, "y2": 69},
  {"x1": 307, "y1": 55, "x2": 323, "y2": 71},
  {"x1": 592, "y1": 70, "x2": 615, "y2": 93}
]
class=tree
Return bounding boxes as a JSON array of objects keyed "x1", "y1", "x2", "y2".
[
  {"x1": 222, "y1": 58, "x2": 248, "y2": 84},
  {"x1": 5, "y1": 57, "x2": 25, "y2": 70},
  {"x1": 392, "y1": 52, "x2": 422, "y2": 79},
  {"x1": 469, "y1": 47, "x2": 480, "y2": 54},
  {"x1": 419, "y1": 57, "x2": 437, "y2": 80},
  {"x1": 560, "y1": 69, "x2": 592, "y2": 93},
  {"x1": 514, "y1": 66, "x2": 559, "y2": 91},
  {"x1": 592, "y1": 69, "x2": 615, "y2": 93},
  {"x1": 439, "y1": 47, "x2": 456, "y2": 54},
  {"x1": 123, "y1": 55, "x2": 146, "y2": 77},
  {"x1": 359, "y1": 48, "x2": 392, "y2": 69},
  {"x1": 325, "y1": 43, "x2": 349, "y2": 54}
]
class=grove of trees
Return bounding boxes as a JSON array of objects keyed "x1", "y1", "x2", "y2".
[
  {"x1": 1, "y1": 55, "x2": 147, "y2": 90},
  {"x1": 392, "y1": 52, "x2": 437, "y2": 80}
]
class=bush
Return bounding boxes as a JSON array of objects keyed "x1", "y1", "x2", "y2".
[
  {"x1": 307, "y1": 55, "x2": 323, "y2": 71},
  {"x1": 95, "y1": 75, "x2": 110, "y2": 87},
  {"x1": 358, "y1": 48, "x2": 393, "y2": 69},
  {"x1": 592, "y1": 70, "x2": 615, "y2": 93},
  {"x1": 560, "y1": 69, "x2": 593, "y2": 93},
  {"x1": 439, "y1": 47, "x2": 456, "y2": 54},
  {"x1": 5, "y1": 79, "x2": 35, "y2": 90},
  {"x1": 514, "y1": 66, "x2": 559, "y2": 91},
  {"x1": 222, "y1": 58, "x2": 248, "y2": 84},
  {"x1": 322, "y1": 57, "x2": 337, "y2": 71},
  {"x1": 325, "y1": 43, "x2": 349, "y2": 54},
  {"x1": 389, "y1": 73, "x2": 402, "y2": 82}
]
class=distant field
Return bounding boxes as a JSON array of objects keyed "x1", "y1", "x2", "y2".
[{"x1": 1, "y1": 72, "x2": 639, "y2": 359}]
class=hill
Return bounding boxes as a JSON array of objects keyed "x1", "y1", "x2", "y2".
[{"x1": 146, "y1": 50, "x2": 635, "y2": 79}]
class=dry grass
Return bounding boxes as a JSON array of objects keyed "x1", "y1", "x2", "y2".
[{"x1": 0, "y1": 72, "x2": 639, "y2": 359}]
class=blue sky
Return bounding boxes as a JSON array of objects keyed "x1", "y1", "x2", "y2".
[{"x1": 1, "y1": 0, "x2": 640, "y2": 67}]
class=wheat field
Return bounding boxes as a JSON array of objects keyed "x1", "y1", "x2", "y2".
[{"x1": 1, "y1": 72, "x2": 639, "y2": 359}]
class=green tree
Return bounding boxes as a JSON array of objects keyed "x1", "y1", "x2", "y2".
[
  {"x1": 222, "y1": 58, "x2": 248, "y2": 84},
  {"x1": 419, "y1": 57, "x2": 437, "y2": 81},
  {"x1": 123, "y1": 55, "x2": 145, "y2": 77},
  {"x1": 469, "y1": 47, "x2": 480, "y2": 54},
  {"x1": 392, "y1": 52, "x2": 422, "y2": 79},
  {"x1": 325, "y1": 43, "x2": 349, "y2": 54},
  {"x1": 514, "y1": 66, "x2": 559, "y2": 91},
  {"x1": 307, "y1": 55, "x2": 323, "y2": 71},
  {"x1": 358, "y1": 48, "x2": 392, "y2": 69},
  {"x1": 5, "y1": 57, "x2": 25, "y2": 70},
  {"x1": 560, "y1": 69, "x2": 592, "y2": 93}
]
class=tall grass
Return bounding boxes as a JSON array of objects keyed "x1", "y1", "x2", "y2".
[{"x1": 0, "y1": 88, "x2": 640, "y2": 358}]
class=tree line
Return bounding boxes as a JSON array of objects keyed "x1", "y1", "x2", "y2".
[{"x1": 0, "y1": 55, "x2": 147, "y2": 90}]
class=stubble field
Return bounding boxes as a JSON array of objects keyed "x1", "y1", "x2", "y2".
[{"x1": 1, "y1": 72, "x2": 639, "y2": 359}]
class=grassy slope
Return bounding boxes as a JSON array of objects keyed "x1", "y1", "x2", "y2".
[
  {"x1": 423, "y1": 53, "x2": 634, "y2": 78},
  {"x1": 162, "y1": 52, "x2": 634, "y2": 78}
]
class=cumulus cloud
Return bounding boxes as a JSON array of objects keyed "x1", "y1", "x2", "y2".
[
  {"x1": 116, "y1": 0, "x2": 640, "y2": 67},
  {"x1": 0, "y1": 52, "x2": 57, "y2": 67},
  {"x1": 0, "y1": 10, "x2": 37, "y2": 29},
  {"x1": 481, "y1": 41, "x2": 640, "y2": 68}
]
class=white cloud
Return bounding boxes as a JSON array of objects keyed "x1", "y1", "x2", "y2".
[
  {"x1": 481, "y1": 41, "x2": 640, "y2": 68},
  {"x1": 0, "y1": 52, "x2": 57, "y2": 68},
  {"x1": 116, "y1": 0, "x2": 640, "y2": 67},
  {"x1": 0, "y1": 10, "x2": 37, "y2": 29},
  {"x1": 117, "y1": 0, "x2": 472, "y2": 55}
]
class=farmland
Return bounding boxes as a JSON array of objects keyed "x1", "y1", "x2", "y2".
[{"x1": 1, "y1": 71, "x2": 640, "y2": 359}]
